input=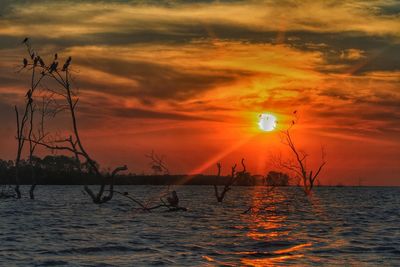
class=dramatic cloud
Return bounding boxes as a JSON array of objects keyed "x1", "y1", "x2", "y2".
[{"x1": 0, "y1": 0, "x2": 399, "y2": 184}]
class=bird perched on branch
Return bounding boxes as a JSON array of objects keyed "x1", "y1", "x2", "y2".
[
  {"x1": 23, "y1": 58, "x2": 28, "y2": 68},
  {"x1": 49, "y1": 61, "x2": 58, "y2": 73},
  {"x1": 62, "y1": 56, "x2": 72, "y2": 71},
  {"x1": 54, "y1": 53, "x2": 58, "y2": 60},
  {"x1": 38, "y1": 57, "x2": 45, "y2": 67},
  {"x1": 22, "y1": 37, "x2": 29, "y2": 44}
]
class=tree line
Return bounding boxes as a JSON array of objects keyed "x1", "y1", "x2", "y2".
[{"x1": 0, "y1": 155, "x2": 290, "y2": 186}]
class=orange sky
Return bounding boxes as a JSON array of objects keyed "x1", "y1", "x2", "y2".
[{"x1": 0, "y1": 1, "x2": 399, "y2": 185}]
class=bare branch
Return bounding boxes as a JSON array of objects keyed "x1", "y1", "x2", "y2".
[
  {"x1": 278, "y1": 111, "x2": 327, "y2": 195},
  {"x1": 213, "y1": 161, "x2": 240, "y2": 202},
  {"x1": 146, "y1": 150, "x2": 169, "y2": 175},
  {"x1": 15, "y1": 38, "x2": 128, "y2": 203}
]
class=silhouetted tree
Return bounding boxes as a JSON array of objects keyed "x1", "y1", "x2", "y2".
[
  {"x1": 19, "y1": 39, "x2": 127, "y2": 203},
  {"x1": 235, "y1": 165, "x2": 253, "y2": 186},
  {"x1": 27, "y1": 97, "x2": 53, "y2": 199},
  {"x1": 14, "y1": 39, "x2": 48, "y2": 198},
  {"x1": 277, "y1": 113, "x2": 326, "y2": 195},
  {"x1": 213, "y1": 158, "x2": 246, "y2": 202},
  {"x1": 265, "y1": 171, "x2": 289, "y2": 186},
  {"x1": 146, "y1": 150, "x2": 169, "y2": 175}
]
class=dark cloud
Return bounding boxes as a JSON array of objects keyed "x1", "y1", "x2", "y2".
[
  {"x1": 62, "y1": 91, "x2": 220, "y2": 122},
  {"x1": 0, "y1": 23, "x2": 275, "y2": 50},
  {"x1": 286, "y1": 31, "x2": 400, "y2": 74},
  {"x1": 312, "y1": 89, "x2": 400, "y2": 136},
  {"x1": 316, "y1": 108, "x2": 400, "y2": 122},
  {"x1": 2, "y1": 30, "x2": 398, "y2": 76},
  {"x1": 376, "y1": 2, "x2": 400, "y2": 15},
  {"x1": 354, "y1": 93, "x2": 400, "y2": 109},
  {"x1": 75, "y1": 57, "x2": 252, "y2": 101},
  {"x1": 320, "y1": 88, "x2": 351, "y2": 101},
  {"x1": 1, "y1": 1, "x2": 399, "y2": 76},
  {"x1": 0, "y1": 49, "x2": 253, "y2": 104},
  {"x1": 320, "y1": 86, "x2": 400, "y2": 109},
  {"x1": 112, "y1": 106, "x2": 213, "y2": 121},
  {"x1": 352, "y1": 45, "x2": 400, "y2": 74}
]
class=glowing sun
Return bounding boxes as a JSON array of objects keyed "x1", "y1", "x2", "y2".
[{"x1": 258, "y1": 113, "x2": 277, "y2": 132}]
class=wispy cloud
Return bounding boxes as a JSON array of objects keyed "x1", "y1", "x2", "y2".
[{"x1": 0, "y1": 0, "x2": 399, "y2": 183}]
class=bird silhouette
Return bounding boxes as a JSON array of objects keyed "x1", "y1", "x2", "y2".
[
  {"x1": 22, "y1": 37, "x2": 28, "y2": 44},
  {"x1": 62, "y1": 56, "x2": 72, "y2": 71},
  {"x1": 23, "y1": 58, "x2": 28, "y2": 68},
  {"x1": 293, "y1": 110, "x2": 297, "y2": 114},
  {"x1": 38, "y1": 57, "x2": 45, "y2": 67},
  {"x1": 49, "y1": 61, "x2": 58, "y2": 73},
  {"x1": 292, "y1": 120, "x2": 295, "y2": 125},
  {"x1": 33, "y1": 57, "x2": 39, "y2": 66},
  {"x1": 54, "y1": 53, "x2": 58, "y2": 60}
]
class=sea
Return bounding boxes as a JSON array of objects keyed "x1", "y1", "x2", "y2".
[{"x1": 1, "y1": 186, "x2": 399, "y2": 266}]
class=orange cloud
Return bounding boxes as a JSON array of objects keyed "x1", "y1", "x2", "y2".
[{"x1": 0, "y1": 0, "x2": 399, "y2": 185}]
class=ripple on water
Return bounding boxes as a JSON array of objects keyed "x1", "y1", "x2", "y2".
[{"x1": 0, "y1": 186, "x2": 399, "y2": 266}]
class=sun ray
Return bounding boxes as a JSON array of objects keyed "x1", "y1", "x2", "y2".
[{"x1": 174, "y1": 133, "x2": 260, "y2": 186}]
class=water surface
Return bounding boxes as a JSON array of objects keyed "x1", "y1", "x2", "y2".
[{"x1": 1, "y1": 186, "x2": 399, "y2": 266}]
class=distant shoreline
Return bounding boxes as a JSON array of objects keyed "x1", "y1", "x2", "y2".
[{"x1": 1, "y1": 174, "x2": 397, "y2": 187}]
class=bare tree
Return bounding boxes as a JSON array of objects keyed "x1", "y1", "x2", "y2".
[
  {"x1": 26, "y1": 97, "x2": 56, "y2": 199},
  {"x1": 146, "y1": 150, "x2": 169, "y2": 175},
  {"x1": 213, "y1": 158, "x2": 246, "y2": 202},
  {"x1": 14, "y1": 38, "x2": 46, "y2": 198},
  {"x1": 28, "y1": 96, "x2": 51, "y2": 199},
  {"x1": 277, "y1": 114, "x2": 326, "y2": 195},
  {"x1": 19, "y1": 39, "x2": 127, "y2": 203}
]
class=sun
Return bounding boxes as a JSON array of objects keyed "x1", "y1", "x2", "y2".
[{"x1": 258, "y1": 113, "x2": 277, "y2": 132}]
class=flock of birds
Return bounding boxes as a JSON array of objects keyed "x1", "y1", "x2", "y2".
[{"x1": 21, "y1": 37, "x2": 72, "y2": 74}]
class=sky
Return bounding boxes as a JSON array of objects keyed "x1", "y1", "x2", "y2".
[{"x1": 0, "y1": 0, "x2": 399, "y2": 185}]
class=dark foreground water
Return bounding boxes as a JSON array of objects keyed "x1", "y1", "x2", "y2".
[{"x1": 0, "y1": 186, "x2": 399, "y2": 266}]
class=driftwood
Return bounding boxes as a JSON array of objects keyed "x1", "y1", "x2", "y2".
[{"x1": 109, "y1": 190, "x2": 187, "y2": 212}]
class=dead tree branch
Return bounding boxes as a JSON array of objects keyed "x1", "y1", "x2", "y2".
[
  {"x1": 18, "y1": 38, "x2": 128, "y2": 204},
  {"x1": 213, "y1": 159, "x2": 246, "y2": 202},
  {"x1": 278, "y1": 112, "x2": 327, "y2": 195},
  {"x1": 146, "y1": 150, "x2": 169, "y2": 175},
  {"x1": 13, "y1": 39, "x2": 46, "y2": 198}
]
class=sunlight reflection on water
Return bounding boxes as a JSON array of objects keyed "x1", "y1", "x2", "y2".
[{"x1": 0, "y1": 186, "x2": 399, "y2": 266}]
